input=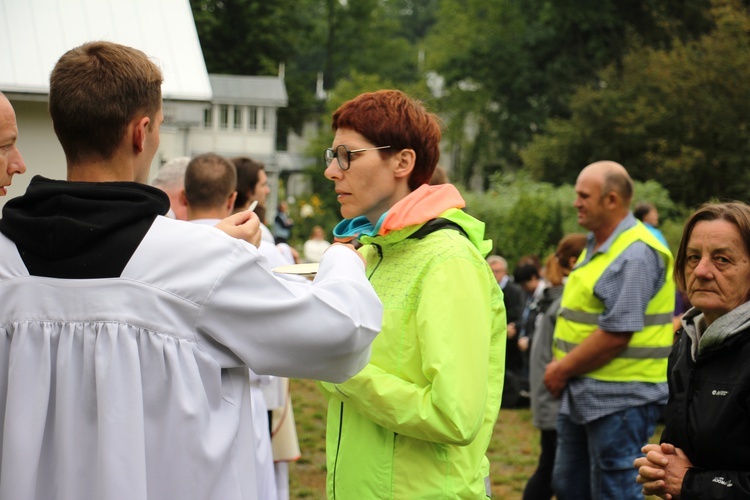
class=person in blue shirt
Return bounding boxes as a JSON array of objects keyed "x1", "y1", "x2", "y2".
[{"x1": 634, "y1": 201, "x2": 668, "y2": 247}]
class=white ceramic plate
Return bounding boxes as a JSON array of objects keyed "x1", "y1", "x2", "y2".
[{"x1": 272, "y1": 263, "x2": 320, "y2": 277}]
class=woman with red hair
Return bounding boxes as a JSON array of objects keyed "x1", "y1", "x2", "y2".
[{"x1": 317, "y1": 89, "x2": 506, "y2": 498}]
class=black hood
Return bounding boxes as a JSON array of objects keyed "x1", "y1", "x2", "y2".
[{"x1": 0, "y1": 175, "x2": 170, "y2": 279}]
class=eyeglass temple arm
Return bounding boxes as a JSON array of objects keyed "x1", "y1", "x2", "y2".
[{"x1": 348, "y1": 145, "x2": 391, "y2": 153}]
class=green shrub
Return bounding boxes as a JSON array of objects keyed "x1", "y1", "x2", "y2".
[{"x1": 462, "y1": 172, "x2": 684, "y2": 272}]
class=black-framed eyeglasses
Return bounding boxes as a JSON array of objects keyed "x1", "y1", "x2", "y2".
[{"x1": 324, "y1": 144, "x2": 392, "y2": 171}]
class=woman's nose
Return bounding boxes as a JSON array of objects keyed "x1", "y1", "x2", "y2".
[
  {"x1": 693, "y1": 257, "x2": 713, "y2": 278},
  {"x1": 324, "y1": 162, "x2": 342, "y2": 181}
]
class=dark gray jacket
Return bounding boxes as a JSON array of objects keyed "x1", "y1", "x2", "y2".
[
  {"x1": 662, "y1": 302, "x2": 750, "y2": 499},
  {"x1": 529, "y1": 285, "x2": 564, "y2": 430}
]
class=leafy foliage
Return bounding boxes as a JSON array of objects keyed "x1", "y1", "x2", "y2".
[
  {"x1": 522, "y1": 0, "x2": 750, "y2": 205},
  {"x1": 190, "y1": 0, "x2": 324, "y2": 137},
  {"x1": 463, "y1": 173, "x2": 681, "y2": 270},
  {"x1": 191, "y1": 0, "x2": 439, "y2": 141},
  {"x1": 426, "y1": 0, "x2": 714, "y2": 186},
  {"x1": 190, "y1": 0, "x2": 312, "y2": 75}
]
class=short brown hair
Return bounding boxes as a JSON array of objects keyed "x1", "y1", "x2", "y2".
[
  {"x1": 545, "y1": 233, "x2": 587, "y2": 286},
  {"x1": 602, "y1": 169, "x2": 633, "y2": 205},
  {"x1": 184, "y1": 153, "x2": 237, "y2": 210},
  {"x1": 231, "y1": 157, "x2": 266, "y2": 210},
  {"x1": 49, "y1": 41, "x2": 163, "y2": 163},
  {"x1": 675, "y1": 201, "x2": 750, "y2": 291},
  {"x1": 332, "y1": 90, "x2": 441, "y2": 191},
  {"x1": 633, "y1": 201, "x2": 656, "y2": 221}
]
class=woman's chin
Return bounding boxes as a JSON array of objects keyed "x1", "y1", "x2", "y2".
[{"x1": 340, "y1": 207, "x2": 362, "y2": 220}]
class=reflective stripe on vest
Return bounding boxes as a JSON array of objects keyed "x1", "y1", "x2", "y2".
[
  {"x1": 558, "y1": 308, "x2": 673, "y2": 328},
  {"x1": 553, "y1": 338, "x2": 673, "y2": 359},
  {"x1": 552, "y1": 221, "x2": 675, "y2": 383}
]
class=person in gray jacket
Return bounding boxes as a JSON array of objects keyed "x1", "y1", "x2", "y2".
[{"x1": 524, "y1": 233, "x2": 586, "y2": 500}]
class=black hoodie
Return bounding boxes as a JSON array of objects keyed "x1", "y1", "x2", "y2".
[{"x1": 0, "y1": 175, "x2": 169, "y2": 279}]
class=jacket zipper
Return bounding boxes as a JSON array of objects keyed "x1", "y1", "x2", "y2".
[
  {"x1": 332, "y1": 401, "x2": 344, "y2": 499},
  {"x1": 685, "y1": 338, "x2": 696, "y2": 453},
  {"x1": 332, "y1": 243, "x2": 384, "y2": 498},
  {"x1": 368, "y1": 243, "x2": 384, "y2": 280},
  {"x1": 333, "y1": 243, "x2": 383, "y2": 497}
]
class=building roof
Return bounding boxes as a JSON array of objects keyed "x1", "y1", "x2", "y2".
[
  {"x1": 0, "y1": 0, "x2": 212, "y2": 101},
  {"x1": 209, "y1": 74, "x2": 288, "y2": 107}
]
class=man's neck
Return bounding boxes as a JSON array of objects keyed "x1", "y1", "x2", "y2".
[
  {"x1": 591, "y1": 213, "x2": 628, "y2": 250},
  {"x1": 188, "y1": 208, "x2": 230, "y2": 221},
  {"x1": 67, "y1": 154, "x2": 141, "y2": 183}
]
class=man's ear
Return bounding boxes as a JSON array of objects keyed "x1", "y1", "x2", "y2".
[
  {"x1": 393, "y1": 149, "x2": 416, "y2": 179},
  {"x1": 603, "y1": 190, "x2": 619, "y2": 210},
  {"x1": 132, "y1": 116, "x2": 151, "y2": 153},
  {"x1": 179, "y1": 189, "x2": 188, "y2": 207},
  {"x1": 227, "y1": 191, "x2": 238, "y2": 212}
]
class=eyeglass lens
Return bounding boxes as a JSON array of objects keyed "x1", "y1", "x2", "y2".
[
  {"x1": 336, "y1": 145, "x2": 350, "y2": 169},
  {"x1": 324, "y1": 145, "x2": 351, "y2": 170}
]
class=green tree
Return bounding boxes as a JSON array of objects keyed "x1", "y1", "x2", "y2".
[
  {"x1": 190, "y1": 0, "x2": 324, "y2": 139},
  {"x1": 522, "y1": 0, "x2": 750, "y2": 206},
  {"x1": 463, "y1": 173, "x2": 680, "y2": 268},
  {"x1": 426, "y1": 0, "x2": 714, "y2": 187},
  {"x1": 389, "y1": 0, "x2": 440, "y2": 43},
  {"x1": 320, "y1": 0, "x2": 424, "y2": 91},
  {"x1": 190, "y1": 0, "x2": 312, "y2": 75},
  {"x1": 191, "y1": 0, "x2": 435, "y2": 143},
  {"x1": 462, "y1": 172, "x2": 572, "y2": 267},
  {"x1": 426, "y1": 0, "x2": 530, "y2": 185}
]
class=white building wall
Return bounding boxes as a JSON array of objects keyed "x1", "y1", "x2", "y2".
[{"x1": 155, "y1": 104, "x2": 278, "y2": 161}]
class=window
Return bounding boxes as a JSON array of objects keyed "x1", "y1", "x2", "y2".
[
  {"x1": 203, "y1": 107, "x2": 212, "y2": 128},
  {"x1": 248, "y1": 106, "x2": 258, "y2": 130},
  {"x1": 233, "y1": 106, "x2": 242, "y2": 129},
  {"x1": 219, "y1": 105, "x2": 229, "y2": 129}
]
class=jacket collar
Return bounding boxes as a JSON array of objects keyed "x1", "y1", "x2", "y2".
[
  {"x1": 682, "y1": 300, "x2": 750, "y2": 359},
  {"x1": 333, "y1": 183, "x2": 465, "y2": 242}
]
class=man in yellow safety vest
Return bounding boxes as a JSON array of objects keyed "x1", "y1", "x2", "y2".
[{"x1": 544, "y1": 161, "x2": 674, "y2": 500}]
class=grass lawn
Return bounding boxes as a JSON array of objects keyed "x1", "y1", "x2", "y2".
[{"x1": 287, "y1": 378, "x2": 662, "y2": 499}]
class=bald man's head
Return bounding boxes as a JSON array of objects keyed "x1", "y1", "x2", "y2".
[
  {"x1": 579, "y1": 161, "x2": 633, "y2": 206},
  {"x1": 574, "y1": 161, "x2": 633, "y2": 236}
]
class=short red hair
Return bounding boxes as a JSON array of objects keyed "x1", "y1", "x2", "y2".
[{"x1": 332, "y1": 90, "x2": 441, "y2": 191}]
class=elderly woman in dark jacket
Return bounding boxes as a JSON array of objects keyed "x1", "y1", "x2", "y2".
[{"x1": 635, "y1": 201, "x2": 750, "y2": 499}]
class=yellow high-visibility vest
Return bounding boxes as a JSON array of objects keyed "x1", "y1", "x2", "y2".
[{"x1": 553, "y1": 222, "x2": 674, "y2": 383}]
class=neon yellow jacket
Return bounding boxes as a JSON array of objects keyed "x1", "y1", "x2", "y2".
[
  {"x1": 553, "y1": 222, "x2": 674, "y2": 382},
  {"x1": 318, "y1": 184, "x2": 506, "y2": 499}
]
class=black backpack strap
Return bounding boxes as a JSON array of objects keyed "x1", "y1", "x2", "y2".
[{"x1": 408, "y1": 218, "x2": 468, "y2": 240}]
